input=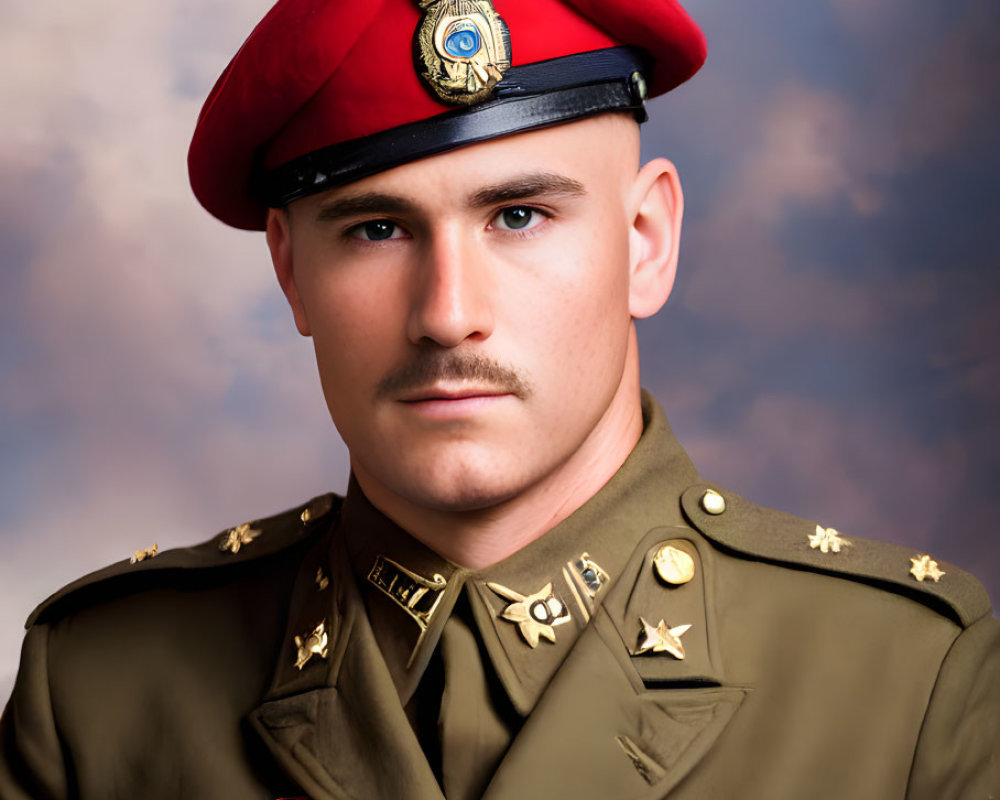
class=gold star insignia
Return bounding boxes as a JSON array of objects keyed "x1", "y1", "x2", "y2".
[
  {"x1": 218, "y1": 522, "x2": 261, "y2": 554},
  {"x1": 294, "y1": 620, "x2": 329, "y2": 670},
  {"x1": 910, "y1": 554, "x2": 945, "y2": 583},
  {"x1": 487, "y1": 581, "x2": 571, "y2": 648},
  {"x1": 315, "y1": 567, "x2": 329, "y2": 591},
  {"x1": 633, "y1": 617, "x2": 691, "y2": 660},
  {"x1": 808, "y1": 525, "x2": 850, "y2": 554},
  {"x1": 129, "y1": 543, "x2": 158, "y2": 564}
]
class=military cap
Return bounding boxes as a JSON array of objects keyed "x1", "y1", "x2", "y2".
[{"x1": 188, "y1": 0, "x2": 706, "y2": 230}]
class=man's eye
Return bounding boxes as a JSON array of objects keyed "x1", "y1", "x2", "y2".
[
  {"x1": 493, "y1": 206, "x2": 544, "y2": 232},
  {"x1": 349, "y1": 219, "x2": 405, "y2": 241}
]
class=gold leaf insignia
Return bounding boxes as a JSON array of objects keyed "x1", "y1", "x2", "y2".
[
  {"x1": 300, "y1": 495, "x2": 333, "y2": 524},
  {"x1": 315, "y1": 567, "x2": 329, "y2": 591},
  {"x1": 129, "y1": 543, "x2": 158, "y2": 564},
  {"x1": 808, "y1": 525, "x2": 850, "y2": 554},
  {"x1": 910, "y1": 554, "x2": 945, "y2": 583},
  {"x1": 219, "y1": 522, "x2": 261, "y2": 555}
]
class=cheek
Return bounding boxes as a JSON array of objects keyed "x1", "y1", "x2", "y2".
[
  {"x1": 552, "y1": 226, "x2": 631, "y2": 331},
  {"x1": 301, "y1": 275, "x2": 404, "y2": 402},
  {"x1": 509, "y1": 227, "x2": 632, "y2": 377}
]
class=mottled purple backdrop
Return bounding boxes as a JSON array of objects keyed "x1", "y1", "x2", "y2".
[{"x1": 1, "y1": 0, "x2": 997, "y2": 698}]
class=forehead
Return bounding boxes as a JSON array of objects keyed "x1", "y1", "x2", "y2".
[{"x1": 288, "y1": 114, "x2": 639, "y2": 217}]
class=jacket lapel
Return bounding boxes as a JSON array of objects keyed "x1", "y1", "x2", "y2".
[
  {"x1": 247, "y1": 535, "x2": 444, "y2": 800},
  {"x1": 484, "y1": 528, "x2": 747, "y2": 800}
]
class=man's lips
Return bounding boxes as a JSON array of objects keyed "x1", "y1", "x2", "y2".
[{"x1": 399, "y1": 386, "x2": 512, "y2": 403}]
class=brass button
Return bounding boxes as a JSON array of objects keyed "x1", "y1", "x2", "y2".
[
  {"x1": 653, "y1": 544, "x2": 695, "y2": 585},
  {"x1": 700, "y1": 489, "x2": 726, "y2": 515}
]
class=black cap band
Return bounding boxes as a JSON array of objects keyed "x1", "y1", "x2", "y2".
[{"x1": 258, "y1": 47, "x2": 649, "y2": 209}]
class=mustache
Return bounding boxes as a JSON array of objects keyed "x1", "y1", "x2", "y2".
[{"x1": 375, "y1": 351, "x2": 532, "y2": 400}]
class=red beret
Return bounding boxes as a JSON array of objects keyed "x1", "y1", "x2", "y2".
[{"x1": 188, "y1": 0, "x2": 706, "y2": 230}]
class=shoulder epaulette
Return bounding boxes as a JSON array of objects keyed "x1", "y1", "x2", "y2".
[
  {"x1": 26, "y1": 493, "x2": 342, "y2": 629},
  {"x1": 680, "y1": 483, "x2": 991, "y2": 628}
]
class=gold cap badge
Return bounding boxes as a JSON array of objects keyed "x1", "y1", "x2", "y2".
[{"x1": 414, "y1": 0, "x2": 512, "y2": 105}]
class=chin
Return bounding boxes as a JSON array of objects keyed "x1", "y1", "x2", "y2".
[
  {"x1": 397, "y1": 461, "x2": 531, "y2": 513},
  {"x1": 406, "y1": 480, "x2": 521, "y2": 513}
]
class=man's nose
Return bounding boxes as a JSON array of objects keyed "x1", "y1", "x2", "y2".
[{"x1": 406, "y1": 229, "x2": 495, "y2": 347}]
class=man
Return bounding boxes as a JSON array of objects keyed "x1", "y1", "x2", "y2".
[{"x1": 1, "y1": 0, "x2": 997, "y2": 798}]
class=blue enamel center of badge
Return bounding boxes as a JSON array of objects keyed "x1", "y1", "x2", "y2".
[{"x1": 444, "y1": 23, "x2": 481, "y2": 58}]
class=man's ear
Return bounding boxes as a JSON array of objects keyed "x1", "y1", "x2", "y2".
[
  {"x1": 627, "y1": 157, "x2": 683, "y2": 319},
  {"x1": 265, "y1": 208, "x2": 311, "y2": 336}
]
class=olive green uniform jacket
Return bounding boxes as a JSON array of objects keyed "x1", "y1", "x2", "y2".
[{"x1": 1, "y1": 399, "x2": 998, "y2": 799}]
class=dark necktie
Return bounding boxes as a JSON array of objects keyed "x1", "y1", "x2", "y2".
[{"x1": 412, "y1": 593, "x2": 515, "y2": 800}]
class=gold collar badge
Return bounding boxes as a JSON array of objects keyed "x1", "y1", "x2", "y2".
[
  {"x1": 294, "y1": 620, "x2": 329, "y2": 670},
  {"x1": 487, "y1": 581, "x2": 571, "y2": 648},
  {"x1": 414, "y1": 0, "x2": 512, "y2": 105},
  {"x1": 562, "y1": 553, "x2": 610, "y2": 623},
  {"x1": 367, "y1": 555, "x2": 447, "y2": 631},
  {"x1": 569, "y1": 553, "x2": 609, "y2": 598}
]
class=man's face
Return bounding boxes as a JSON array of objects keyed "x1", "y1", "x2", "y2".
[{"x1": 270, "y1": 114, "x2": 675, "y2": 517}]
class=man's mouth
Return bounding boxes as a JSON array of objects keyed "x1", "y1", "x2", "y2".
[{"x1": 399, "y1": 385, "x2": 512, "y2": 403}]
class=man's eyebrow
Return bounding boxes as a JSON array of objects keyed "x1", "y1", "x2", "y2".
[
  {"x1": 315, "y1": 193, "x2": 416, "y2": 222},
  {"x1": 312, "y1": 173, "x2": 586, "y2": 221},
  {"x1": 468, "y1": 172, "x2": 587, "y2": 208}
]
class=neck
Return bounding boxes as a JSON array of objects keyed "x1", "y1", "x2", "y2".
[{"x1": 355, "y1": 342, "x2": 645, "y2": 569}]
